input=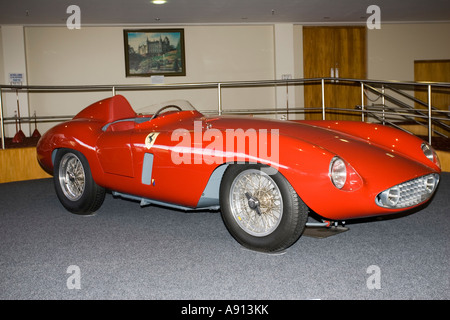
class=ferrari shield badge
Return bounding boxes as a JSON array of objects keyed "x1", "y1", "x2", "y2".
[{"x1": 145, "y1": 132, "x2": 160, "y2": 149}]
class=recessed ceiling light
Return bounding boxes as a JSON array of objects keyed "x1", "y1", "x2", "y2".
[{"x1": 152, "y1": 0, "x2": 167, "y2": 4}]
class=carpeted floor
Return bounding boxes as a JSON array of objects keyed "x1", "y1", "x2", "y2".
[{"x1": 1, "y1": 174, "x2": 449, "y2": 300}]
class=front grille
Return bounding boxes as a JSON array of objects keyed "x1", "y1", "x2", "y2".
[{"x1": 375, "y1": 174, "x2": 440, "y2": 209}]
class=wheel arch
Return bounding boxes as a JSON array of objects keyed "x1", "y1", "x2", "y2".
[
  {"x1": 196, "y1": 163, "x2": 229, "y2": 209},
  {"x1": 51, "y1": 145, "x2": 105, "y2": 186},
  {"x1": 196, "y1": 160, "x2": 300, "y2": 210}
]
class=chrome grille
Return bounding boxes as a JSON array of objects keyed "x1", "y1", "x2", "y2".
[{"x1": 376, "y1": 174, "x2": 440, "y2": 209}]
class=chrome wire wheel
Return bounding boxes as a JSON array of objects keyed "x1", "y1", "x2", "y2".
[
  {"x1": 53, "y1": 149, "x2": 106, "y2": 215},
  {"x1": 229, "y1": 169, "x2": 283, "y2": 237},
  {"x1": 58, "y1": 152, "x2": 86, "y2": 201}
]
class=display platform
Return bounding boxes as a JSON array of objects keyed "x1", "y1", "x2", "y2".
[{"x1": 0, "y1": 138, "x2": 51, "y2": 183}]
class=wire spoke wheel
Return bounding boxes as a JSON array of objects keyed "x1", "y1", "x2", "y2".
[
  {"x1": 59, "y1": 152, "x2": 86, "y2": 201},
  {"x1": 53, "y1": 149, "x2": 105, "y2": 215},
  {"x1": 230, "y1": 169, "x2": 283, "y2": 237},
  {"x1": 220, "y1": 164, "x2": 309, "y2": 252}
]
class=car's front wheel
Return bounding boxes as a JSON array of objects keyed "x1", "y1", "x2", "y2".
[
  {"x1": 220, "y1": 164, "x2": 308, "y2": 252},
  {"x1": 53, "y1": 149, "x2": 105, "y2": 215}
]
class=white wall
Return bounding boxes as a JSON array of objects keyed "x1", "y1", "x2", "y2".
[
  {"x1": 367, "y1": 23, "x2": 450, "y2": 81},
  {"x1": 26, "y1": 25, "x2": 275, "y2": 85},
  {"x1": 2, "y1": 22, "x2": 449, "y2": 136},
  {"x1": 293, "y1": 25, "x2": 304, "y2": 119},
  {"x1": 24, "y1": 25, "x2": 276, "y2": 132},
  {"x1": 273, "y1": 24, "x2": 295, "y2": 118},
  {"x1": 366, "y1": 23, "x2": 450, "y2": 114},
  {"x1": 0, "y1": 28, "x2": 3, "y2": 83},
  {"x1": 1, "y1": 26, "x2": 31, "y2": 136}
]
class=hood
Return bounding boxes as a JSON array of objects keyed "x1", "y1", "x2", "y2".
[{"x1": 206, "y1": 116, "x2": 438, "y2": 182}]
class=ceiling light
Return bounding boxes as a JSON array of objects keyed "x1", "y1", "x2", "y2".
[{"x1": 152, "y1": 0, "x2": 167, "y2": 4}]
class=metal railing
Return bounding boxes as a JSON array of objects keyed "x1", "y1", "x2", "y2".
[{"x1": 1, "y1": 78, "x2": 449, "y2": 149}]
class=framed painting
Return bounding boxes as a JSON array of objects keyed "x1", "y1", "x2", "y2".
[{"x1": 124, "y1": 28, "x2": 186, "y2": 77}]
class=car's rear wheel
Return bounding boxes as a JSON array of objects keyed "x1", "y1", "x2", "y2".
[
  {"x1": 53, "y1": 149, "x2": 105, "y2": 215},
  {"x1": 220, "y1": 164, "x2": 308, "y2": 252}
]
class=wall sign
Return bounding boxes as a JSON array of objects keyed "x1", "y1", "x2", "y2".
[{"x1": 9, "y1": 73, "x2": 24, "y2": 85}]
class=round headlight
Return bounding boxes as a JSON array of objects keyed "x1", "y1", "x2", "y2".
[
  {"x1": 386, "y1": 186, "x2": 400, "y2": 207},
  {"x1": 330, "y1": 157, "x2": 347, "y2": 189},
  {"x1": 376, "y1": 186, "x2": 400, "y2": 208},
  {"x1": 424, "y1": 174, "x2": 439, "y2": 193},
  {"x1": 421, "y1": 143, "x2": 440, "y2": 168},
  {"x1": 421, "y1": 143, "x2": 434, "y2": 161}
]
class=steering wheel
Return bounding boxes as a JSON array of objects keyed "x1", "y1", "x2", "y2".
[{"x1": 150, "y1": 105, "x2": 182, "y2": 121}]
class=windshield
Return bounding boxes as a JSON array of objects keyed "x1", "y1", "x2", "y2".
[{"x1": 135, "y1": 99, "x2": 196, "y2": 115}]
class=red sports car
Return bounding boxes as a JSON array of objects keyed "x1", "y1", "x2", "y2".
[{"x1": 37, "y1": 95, "x2": 441, "y2": 252}]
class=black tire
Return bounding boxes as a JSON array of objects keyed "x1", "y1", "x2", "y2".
[
  {"x1": 220, "y1": 164, "x2": 308, "y2": 252},
  {"x1": 53, "y1": 148, "x2": 105, "y2": 215}
]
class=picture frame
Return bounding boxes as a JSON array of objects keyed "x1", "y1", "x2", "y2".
[{"x1": 124, "y1": 28, "x2": 186, "y2": 77}]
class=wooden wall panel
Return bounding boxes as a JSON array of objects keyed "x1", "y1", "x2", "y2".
[
  {"x1": 436, "y1": 150, "x2": 450, "y2": 172},
  {"x1": 414, "y1": 60, "x2": 450, "y2": 136}
]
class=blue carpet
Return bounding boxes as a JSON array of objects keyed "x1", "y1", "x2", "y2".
[{"x1": 1, "y1": 173, "x2": 449, "y2": 300}]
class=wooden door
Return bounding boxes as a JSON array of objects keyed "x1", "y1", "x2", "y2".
[
  {"x1": 303, "y1": 26, "x2": 367, "y2": 121},
  {"x1": 303, "y1": 27, "x2": 335, "y2": 120},
  {"x1": 414, "y1": 60, "x2": 450, "y2": 136}
]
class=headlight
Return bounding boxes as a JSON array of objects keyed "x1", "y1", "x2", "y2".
[
  {"x1": 378, "y1": 186, "x2": 400, "y2": 207},
  {"x1": 376, "y1": 174, "x2": 440, "y2": 209},
  {"x1": 421, "y1": 143, "x2": 440, "y2": 168},
  {"x1": 329, "y1": 157, "x2": 346, "y2": 189}
]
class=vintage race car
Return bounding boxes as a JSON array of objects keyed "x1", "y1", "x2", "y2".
[{"x1": 37, "y1": 95, "x2": 441, "y2": 252}]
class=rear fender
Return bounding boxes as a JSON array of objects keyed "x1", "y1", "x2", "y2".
[{"x1": 39, "y1": 120, "x2": 105, "y2": 183}]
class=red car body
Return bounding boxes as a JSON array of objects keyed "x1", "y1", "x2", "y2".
[
  {"x1": 37, "y1": 94, "x2": 441, "y2": 220},
  {"x1": 37, "y1": 95, "x2": 441, "y2": 251}
]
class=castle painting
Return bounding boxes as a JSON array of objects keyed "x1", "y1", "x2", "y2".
[{"x1": 124, "y1": 29, "x2": 186, "y2": 77}]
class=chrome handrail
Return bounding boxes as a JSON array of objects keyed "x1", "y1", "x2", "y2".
[
  {"x1": 1, "y1": 78, "x2": 449, "y2": 149},
  {"x1": 363, "y1": 83, "x2": 450, "y2": 139}
]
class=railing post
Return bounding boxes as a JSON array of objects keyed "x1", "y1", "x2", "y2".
[
  {"x1": 285, "y1": 80, "x2": 289, "y2": 121},
  {"x1": 428, "y1": 84, "x2": 432, "y2": 145},
  {"x1": 321, "y1": 78, "x2": 325, "y2": 120},
  {"x1": 360, "y1": 82, "x2": 365, "y2": 122},
  {"x1": 218, "y1": 83, "x2": 222, "y2": 115},
  {"x1": 112, "y1": 86, "x2": 116, "y2": 96},
  {"x1": 381, "y1": 85, "x2": 385, "y2": 125},
  {"x1": 0, "y1": 88, "x2": 5, "y2": 150}
]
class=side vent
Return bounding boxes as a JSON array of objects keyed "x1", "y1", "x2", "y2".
[{"x1": 142, "y1": 153, "x2": 154, "y2": 185}]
